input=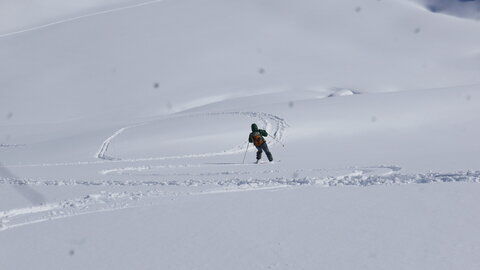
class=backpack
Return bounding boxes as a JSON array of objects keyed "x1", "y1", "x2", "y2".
[{"x1": 251, "y1": 131, "x2": 265, "y2": 147}]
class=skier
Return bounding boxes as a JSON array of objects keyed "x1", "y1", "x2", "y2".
[{"x1": 248, "y1": 123, "x2": 273, "y2": 163}]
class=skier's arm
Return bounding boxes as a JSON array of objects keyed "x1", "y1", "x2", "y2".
[
  {"x1": 248, "y1": 133, "x2": 253, "y2": 143},
  {"x1": 260, "y1": 130, "x2": 268, "y2": 137}
]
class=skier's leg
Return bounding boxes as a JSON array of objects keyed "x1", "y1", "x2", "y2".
[
  {"x1": 256, "y1": 146, "x2": 263, "y2": 160},
  {"x1": 263, "y1": 143, "x2": 273, "y2": 162}
]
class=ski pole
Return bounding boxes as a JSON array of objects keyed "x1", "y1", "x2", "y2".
[
  {"x1": 242, "y1": 142, "x2": 250, "y2": 164},
  {"x1": 268, "y1": 134, "x2": 285, "y2": 147}
]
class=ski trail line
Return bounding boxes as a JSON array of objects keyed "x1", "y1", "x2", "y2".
[
  {"x1": 0, "y1": 186, "x2": 285, "y2": 232},
  {"x1": 95, "y1": 124, "x2": 140, "y2": 160},
  {"x1": 2, "y1": 169, "x2": 480, "y2": 232},
  {"x1": 0, "y1": 0, "x2": 165, "y2": 38},
  {"x1": 95, "y1": 111, "x2": 288, "y2": 162},
  {"x1": 2, "y1": 111, "x2": 287, "y2": 167}
]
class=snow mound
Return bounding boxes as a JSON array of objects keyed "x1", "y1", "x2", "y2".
[{"x1": 327, "y1": 88, "x2": 361, "y2": 97}]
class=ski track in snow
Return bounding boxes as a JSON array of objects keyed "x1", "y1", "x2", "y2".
[
  {"x1": 2, "y1": 167, "x2": 480, "y2": 189},
  {"x1": 2, "y1": 110, "x2": 478, "y2": 232},
  {"x1": 2, "y1": 111, "x2": 287, "y2": 169},
  {"x1": 0, "y1": 111, "x2": 290, "y2": 231},
  {"x1": 0, "y1": 0, "x2": 165, "y2": 38},
  {"x1": 96, "y1": 111, "x2": 288, "y2": 162},
  {"x1": 2, "y1": 111, "x2": 286, "y2": 168},
  {"x1": 95, "y1": 124, "x2": 140, "y2": 160},
  {"x1": 0, "y1": 186, "x2": 286, "y2": 232},
  {"x1": 2, "y1": 168, "x2": 480, "y2": 231}
]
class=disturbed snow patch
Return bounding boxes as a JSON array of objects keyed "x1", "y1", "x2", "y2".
[{"x1": 1, "y1": 169, "x2": 480, "y2": 231}]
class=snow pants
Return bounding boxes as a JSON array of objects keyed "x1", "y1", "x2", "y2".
[{"x1": 256, "y1": 143, "x2": 273, "y2": 162}]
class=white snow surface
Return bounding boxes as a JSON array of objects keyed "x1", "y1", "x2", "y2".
[{"x1": 1, "y1": 0, "x2": 480, "y2": 269}]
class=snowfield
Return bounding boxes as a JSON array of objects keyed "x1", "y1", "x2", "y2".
[{"x1": 1, "y1": 0, "x2": 480, "y2": 269}]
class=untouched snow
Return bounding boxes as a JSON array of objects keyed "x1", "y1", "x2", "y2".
[
  {"x1": 3, "y1": 183, "x2": 480, "y2": 270},
  {"x1": 1, "y1": 0, "x2": 480, "y2": 269},
  {"x1": 0, "y1": 0, "x2": 163, "y2": 36}
]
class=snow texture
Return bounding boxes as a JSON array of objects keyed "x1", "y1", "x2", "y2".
[{"x1": 1, "y1": 0, "x2": 480, "y2": 269}]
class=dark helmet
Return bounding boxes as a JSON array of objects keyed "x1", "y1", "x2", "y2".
[{"x1": 251, "y1": 123, "x2": 258, "y2": 132}]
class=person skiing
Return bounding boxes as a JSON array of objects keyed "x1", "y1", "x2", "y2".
[{"x1": 248, "y1": 123, "x2": 273, "y2": 163}]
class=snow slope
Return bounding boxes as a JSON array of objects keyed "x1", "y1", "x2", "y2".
[
  {"x1": 1, "y1": 0, "x2": 480, "y2": 269},
  {"x1": 412, "y1": 0, "x2": 480, "y2": 20},
  {"x1": 0, "y1": 0, "x2": 164, "y2": 36},
  {"x1": 2, "y1": 0, "x2": 480, "y2": 125}
]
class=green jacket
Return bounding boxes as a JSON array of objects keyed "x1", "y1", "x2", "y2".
[{"x1": 249, "y1": 123, "x2": 268, "y2": 146}]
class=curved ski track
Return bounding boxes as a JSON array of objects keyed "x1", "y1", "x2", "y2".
[
  {"x1": 2, "y1": 168, "x2": 480, "y2": 231},
  {"x1": 95, "y1": 111, "x2": 288, "y2": 161},
  {"x1": 2, "y1": 111, "x2": 479, "y2": 232},
  {"x1": 1, "y1": 111, "x2": 290, "y2": 231}
]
